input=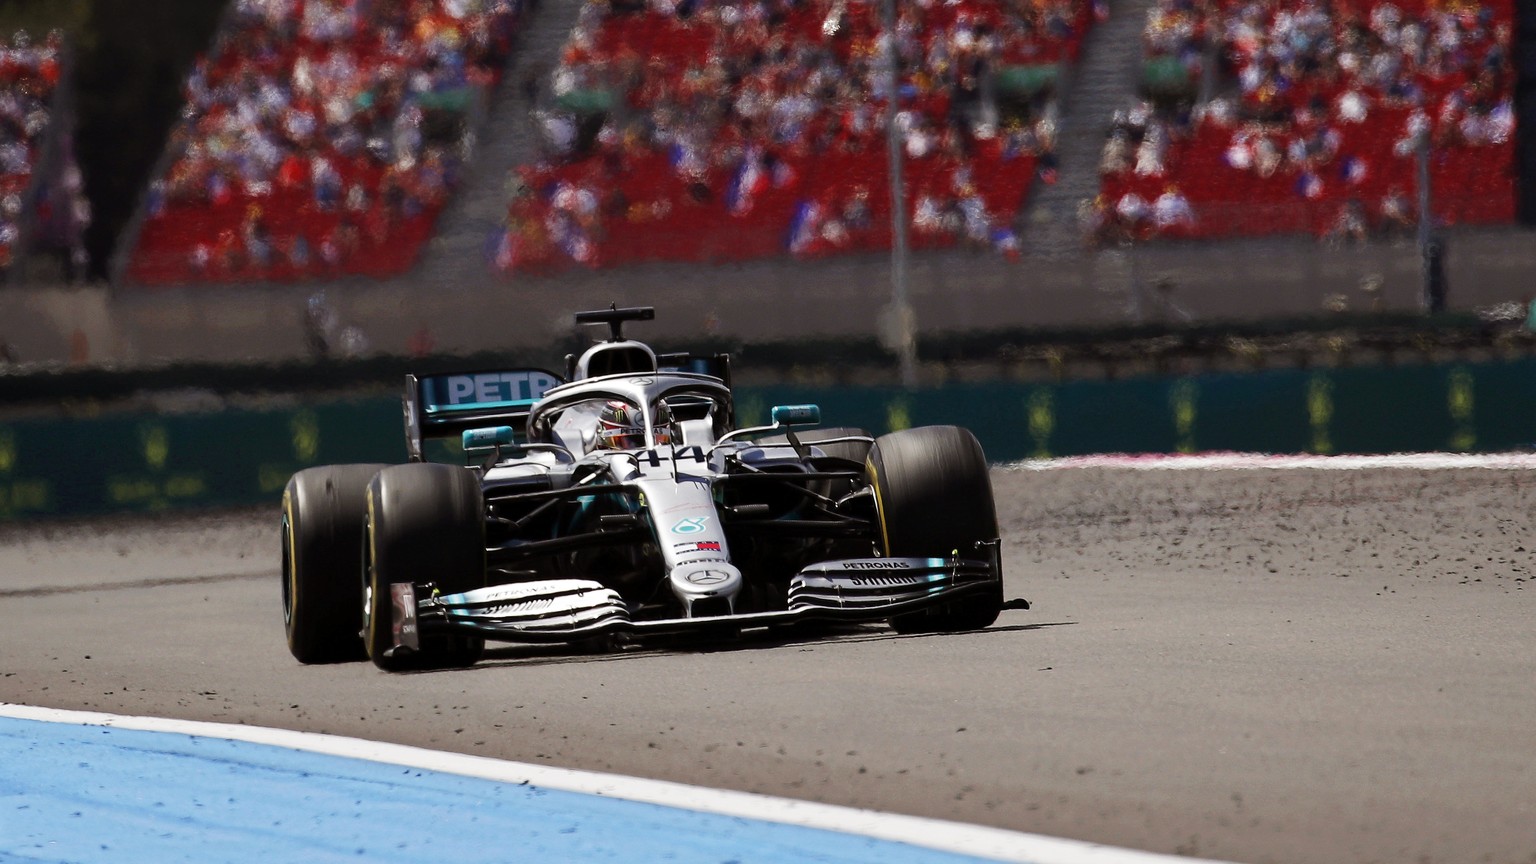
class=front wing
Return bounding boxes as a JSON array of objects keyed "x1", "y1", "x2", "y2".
[{"x1": 393, "y1": 543, "x2": 1004, "y2": 650}]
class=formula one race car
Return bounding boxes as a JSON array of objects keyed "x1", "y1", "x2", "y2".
[{"x1": 282, "y1": 306, "x2": 1020, "y2": 671}]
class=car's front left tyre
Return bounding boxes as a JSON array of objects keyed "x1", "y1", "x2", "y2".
[
  {"x1": 866, "y1": 425, "x2": 1004, "y2": 634},
  {"x1": 363, "y1": 463, "x2": 487, "y2": 671}
]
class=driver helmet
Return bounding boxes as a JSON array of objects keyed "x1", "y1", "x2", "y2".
[{"x1": 597, "y1": 400, "x2": 674, "y2": 450}]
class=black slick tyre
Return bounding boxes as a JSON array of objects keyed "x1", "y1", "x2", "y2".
[
  {"x1": 866, "y1": 425, "x2": 1003, "y2": 634},
  {"x1": 282, "y1": 463, "x2": 387, "y2": 664},
  {"x1": 363, "y1": 463, "x2": 487, "y2": 671}
]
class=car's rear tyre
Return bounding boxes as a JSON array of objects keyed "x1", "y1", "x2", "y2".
[
  {"x1": 282, "y1": 464, "x2": 387, "y2": 664},
  {"x1": 760, "y1": 426, "x2": 871, "y2": 498},
  {"x1": 866, "y1": 425, "x2": 1003, "y2": 634},
  {"x1": 364, "y1": 463, "x2": 487, "y2": 671},
  {"x1": 796, "y1": 426, "x2": 872, "y2": 466}
]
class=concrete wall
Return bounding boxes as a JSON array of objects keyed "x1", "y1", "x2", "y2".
[
  {"x1": 0, "y1": 285, "x2": 116, "y2": 364},
  {"x1": 4, "y1": 226, "x2": 1534, "y2": 367}
]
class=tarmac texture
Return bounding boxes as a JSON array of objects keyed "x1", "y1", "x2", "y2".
[{"x1": 1, "y1": 463, "x2": 1532, "y2": 864}]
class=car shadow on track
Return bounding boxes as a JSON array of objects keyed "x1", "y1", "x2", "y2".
[{"x1": 449, "y1": 620, "x2": 1076, "y2": 672}]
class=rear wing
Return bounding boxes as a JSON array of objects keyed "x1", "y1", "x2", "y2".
[{"x1": 404, "y1": 369, "x2": 564, "y2": 462}]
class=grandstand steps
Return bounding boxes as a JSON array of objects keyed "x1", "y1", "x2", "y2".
[
  {"x1": 1021, "y1": 0, "x2": 1157, "y2": 260},
  {"x1": 414, "y1": 0, "x2": 586, "y2": 285}
]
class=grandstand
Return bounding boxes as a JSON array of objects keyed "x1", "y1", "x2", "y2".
[
  {"x1": 0, "y1": 0, "x2": 1531, "y2": 366},
  {"x1": 0, "y1": 29, "x2": 91, "y2": 283},
  {"x1": 121, "y1": 0, "x2": 525, "y2": 284},
  {"x1": 1092, "y1": 0, "x2": 1515, "y2": 244}
]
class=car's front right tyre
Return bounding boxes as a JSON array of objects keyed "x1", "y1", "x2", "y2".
[{"x1": 282, "y1": 463, "x2": 387, "y2": 664}]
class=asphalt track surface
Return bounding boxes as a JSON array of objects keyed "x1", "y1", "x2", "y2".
[{"x1": 2, "y1": 461, "x2": 1533, "y2": 864}]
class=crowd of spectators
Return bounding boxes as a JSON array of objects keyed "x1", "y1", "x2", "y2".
[
  {"x1": 1, "y1": 29, "x2": 90, "y2": 279},
  {"x1": 491, "y1": 0, "x2": 1096, "y2": 273},
  {"x1": 126, "y1": 0, "x2": 525, "y2": 285},
  {"x1": 112, "y1": 0, "x2": 1522, "y2": 286},
  {"x1": 1090, "y1": 0, "x2": 1513, "y2": 246}
]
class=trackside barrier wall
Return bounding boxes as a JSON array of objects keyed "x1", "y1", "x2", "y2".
[
  {"x1": 3, "y1": 359, "x2": 1534, "y2": 520},
  {"x1": 0, "y1": 401, "x2": 404, "y2": 521}
]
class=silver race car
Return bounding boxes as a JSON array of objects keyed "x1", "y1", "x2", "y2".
[{"x1": 282, "y1": 306, "x2": 1022, "y2": 671}]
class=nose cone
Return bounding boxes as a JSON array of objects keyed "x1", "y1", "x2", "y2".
[{"x1": 669, "y1": 563, "x2": 743, "y2": 616}]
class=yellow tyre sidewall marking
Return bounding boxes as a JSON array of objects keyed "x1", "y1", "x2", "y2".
[
  {"x1": 282, "y1": 488, "x2": 299, "y2": 632},
  {"x1": 867, "y1": 454, "x2": 891, "y2": 556}
]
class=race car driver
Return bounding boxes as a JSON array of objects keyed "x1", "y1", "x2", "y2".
[{"x1": 595, "y1": 400, "x2": 675, "y2": 450}]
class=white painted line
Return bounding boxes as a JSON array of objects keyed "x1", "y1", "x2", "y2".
[
  {"x1": 1005, "y1": 452, "x2": 1536, "y2": 471},
  {"x1": 0, "y1": 703, "x2": 1242, "y2": 864}
]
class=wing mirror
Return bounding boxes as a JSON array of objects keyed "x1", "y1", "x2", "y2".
[
  {"x1": 462, "y1": 426, "x2": 516, "y2": 451},
  {"x1": 770, "y1": 404, "x2": 821, "y2": 427}
]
